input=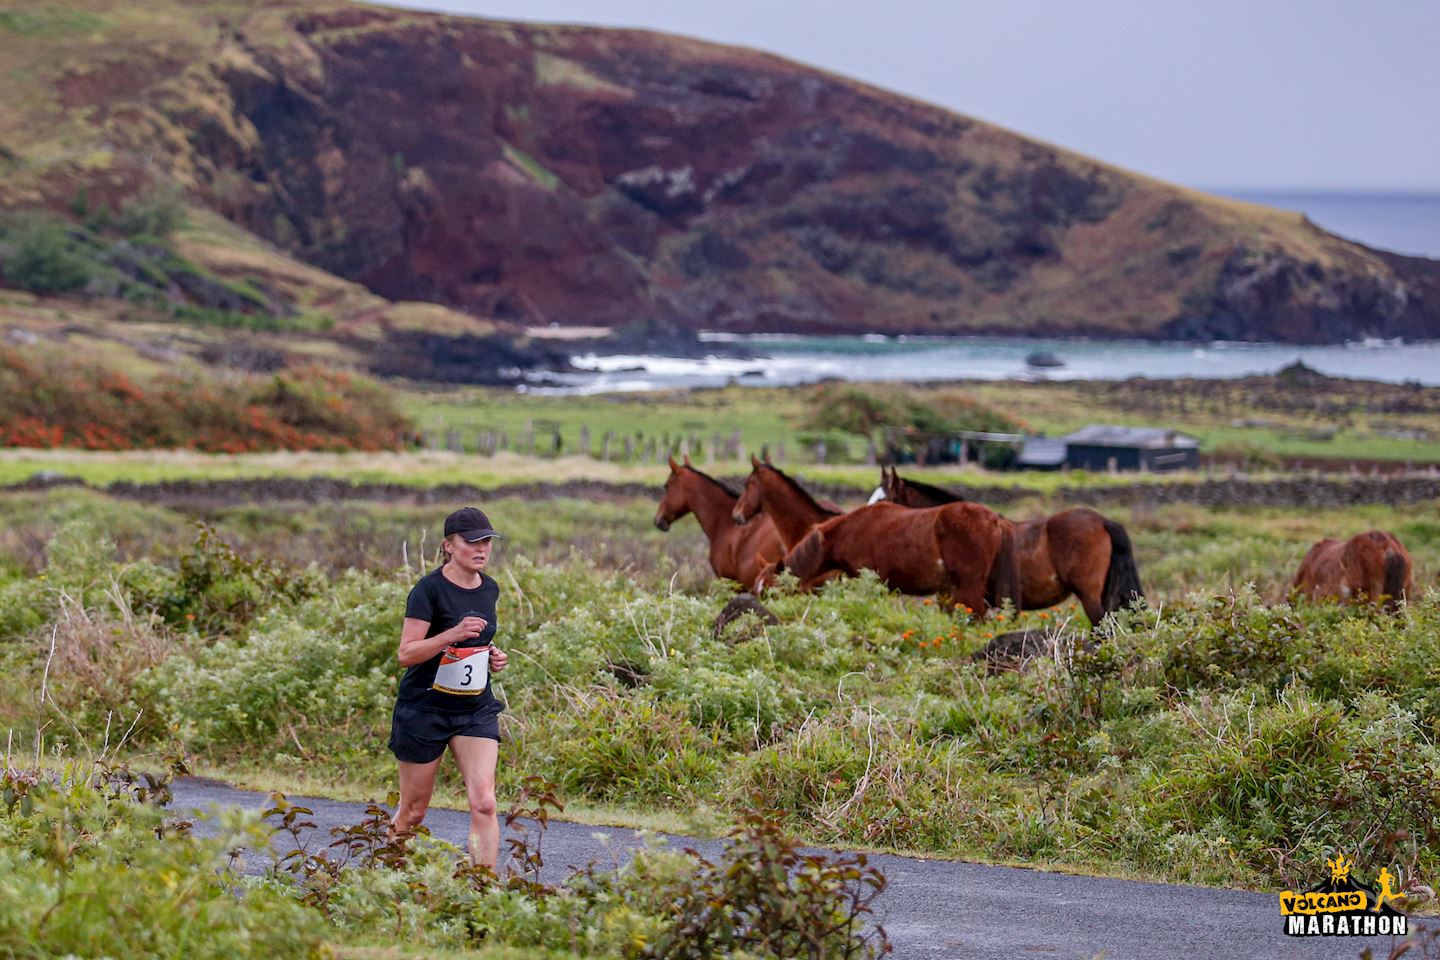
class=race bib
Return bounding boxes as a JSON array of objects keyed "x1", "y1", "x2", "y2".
[{"x1": 432, "y1": 645, "x2": 490, "y2": 696}]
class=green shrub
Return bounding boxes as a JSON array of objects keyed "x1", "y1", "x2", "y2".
[
  {"x1": 732, "y1": 709, "x2": 990, "y2": 850},
  {"x1": 800, "y1": 382, "x2": 1024, "y2": 452},
  {"x1": 523, "y1": 695, "x2": 723, "y2": 805},
  {"x1": 116, "y1": 184, "x2": 187, "y2": 240},
  {"x1": 0, "y1": 763, "x2": 323, "y2": 959},
  {"x1": 645, "y1": 808, "x2": 889, "y2": 959},
  {"x1": 144, "y1": 571, "x2": 399, "y2": 752},
  {"x1": 0, "y1": 575, "x2": 45, "y2": 640},
  {"x1": 0, "y1": 212, "x2": 96, "y2": 293}
]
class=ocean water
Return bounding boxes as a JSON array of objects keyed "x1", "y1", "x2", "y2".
[
  {"x1": 528, "y1": 192, "x2": 1440, "y2": 394},
  {"x1": 530, "y1": 336, "x2": 1440, "y2": 394},
  {"x1": 1215, "y1": 190, "x2": 1440, "y2": 259}
]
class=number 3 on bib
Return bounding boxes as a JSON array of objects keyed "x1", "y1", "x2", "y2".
[{"x1": 432, "y1": 645, "x2": 490, "y2": 695}]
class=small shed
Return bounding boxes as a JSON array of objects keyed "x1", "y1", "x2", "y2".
[
  {"x1": 1061, "y1": 425, "x2": 1201, "y2": 472},
  {"x1": 1015, "y1": 437, "x2": 1067, "y2": 471}
]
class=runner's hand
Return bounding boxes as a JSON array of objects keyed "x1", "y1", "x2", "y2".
[
  {"x1": 452, "y1": 616, "x2": 488, "y2": 641},
  {"x1": 489, "y1": 646, "x2": 508, "y2": 673}
]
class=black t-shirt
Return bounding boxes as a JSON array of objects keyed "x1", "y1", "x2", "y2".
[{"x1": 397, "y1": 567, "x2": 501, "y2": 714}]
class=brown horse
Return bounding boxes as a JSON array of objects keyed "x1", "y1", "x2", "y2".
[
  {"x1": 655, "y1": 456, "x2": 783, "y2": 592},
  {"x1": 734, "y1": 459, "x2": 1021, "y2": 614},
  {"x1": 875, "y1": 466, "x2": 1144, "y2": 625},
  {"x1": 732, "y1": 455, "x2": 840, "y2": 550},
  {"x1": 1293, "y1": 530, "x2": 1413, "y2": 610}
]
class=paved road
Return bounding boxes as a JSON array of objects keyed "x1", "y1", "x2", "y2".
[{"x1": 172, "y1": 778, "x2": 1408, "y2": 960}]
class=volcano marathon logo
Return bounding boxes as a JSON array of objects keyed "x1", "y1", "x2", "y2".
[{"x1": 1280, "y1": 853, "x2": 1407, "y2": 937}]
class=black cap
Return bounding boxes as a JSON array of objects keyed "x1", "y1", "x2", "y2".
[{"x1": 444, "y1": 507, "x2": 503, "y2": 542}]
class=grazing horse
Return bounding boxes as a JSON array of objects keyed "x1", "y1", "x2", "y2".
[
  {"x1": 734, "y1": 459, "x2": 1021, "y2": 614},
  {"x1": 872, "y1": 466, "x2": 1144, "y2": 625},
  {"x1": 655, "y1": 456, "x2": 783, "y2": 592},
  {"x1": 1293, "y1": 530, "x2": 1413, "y2": 610}
]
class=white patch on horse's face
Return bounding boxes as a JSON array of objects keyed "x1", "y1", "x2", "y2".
[{"x1": 867, "y1": 486, "x2": 886, "y2": 505}]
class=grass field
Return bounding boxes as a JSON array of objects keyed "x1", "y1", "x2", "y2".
[
  {"x1": 3, "y1": 447, "x2": 1439, "y2": 957},
  {"x1": 0, "y1": 447, "x2": 1197, "y2": 494},
  {"x1": 2, "y1": 489, "x2": 1440, "y2": 886},
  {"x1": 406, "y1": 379, "x2": 1440, "y2": 466}
]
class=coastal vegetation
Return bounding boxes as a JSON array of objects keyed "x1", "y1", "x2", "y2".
[
  {"x1": 0, "y1": 342, "x2": 412, "y2": 452},
  {"x1": 414, "y1": 376, "x2": 1440, "y2": 467},
  {"x1": 2, "y1": 484, "x2": 1436, "y2": 901},
  {"x1": 1, "y1": 754, "x2": 887, "y2": 959}
]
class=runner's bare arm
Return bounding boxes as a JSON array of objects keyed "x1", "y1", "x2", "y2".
[
  {"x1": 397, "y1": 616, "x2": 487, "y2": 667},
  {"x1": 489, "y1": 646, "x2": 508, "y2": 673}
]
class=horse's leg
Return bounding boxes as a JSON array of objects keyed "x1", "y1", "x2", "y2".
[
  {"x1": 1067, "y1": 546, "x2": 1109, "y2": 625},
  {"x1": 936, "y1": 506, "x2": 1007, "y2": 618},
  {"x1": 1036, "y1": 512, "x2": 1110, "y2": 625}
]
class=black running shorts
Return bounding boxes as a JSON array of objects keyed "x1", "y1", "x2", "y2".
[{"x1": 389, "y1": 701, "x2": 502, "y2": 763}]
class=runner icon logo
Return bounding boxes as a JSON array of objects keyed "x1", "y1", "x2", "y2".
[{"x1": 1279, "y1": 852, "x2": 1408, "y2": 938}]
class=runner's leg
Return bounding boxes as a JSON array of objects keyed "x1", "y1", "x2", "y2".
[
  {"x1": 449, "y1": 735, "x2": 499, "y2": 867},
  {"x1": 392, "y1": 758, "x2": 441, "y2": 836}
]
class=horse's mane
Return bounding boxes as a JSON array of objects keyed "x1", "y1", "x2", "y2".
[
  {"x1": 892, "y1": 477, "x2": 961, "y2": 506},
  {"x1": 684, "y1": 464, "x2": 742, "y2": 499},
  {"x1": 767, "y1": 464, "x2": 841, "y2": 517},
  {"x1": 900, "y1": 475, "x2": 966, "y2": 504}
]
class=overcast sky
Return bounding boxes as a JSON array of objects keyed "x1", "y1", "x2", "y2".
[{"x1": 377, "y1": 0, "x2": 1438, "y2": 194}]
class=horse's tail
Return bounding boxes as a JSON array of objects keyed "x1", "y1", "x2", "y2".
[
  {"x1": 987, "y1": 519, "x2": 1022, "y2": 612},
  {"x1": 1101, "y1": 518, "x2": 1145, "y2": 614},
  {"x1": 1383, "y1": 547, "x2": 1409, "y2": 610}
]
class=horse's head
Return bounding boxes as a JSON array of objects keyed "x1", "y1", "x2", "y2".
[
  {"x1": 867, "y1": 465, "x2": 893, "y2": 505},
  {"x1": 754, "y1": 558, "x2": 783, "y2": 592},
  {"x1": 881, "y1": 465, "x2": 908, "y2": 504},
  {"x1": 733, "y1": 454, "x2": 767, "y2": 525},
  {"x1": 655, "y1": 456, "x2": 692, "y2": 531}
]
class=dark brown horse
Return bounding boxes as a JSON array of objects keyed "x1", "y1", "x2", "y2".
[
  {"x1": 655, "y1": 456, "x2": 783, "y2": 592},
  {"x1": 734, "y1": 459, "x2": 1021, "y2": 614},
  {"x1": 1293, "y1": 530, "x2": 1413, "y2": 610},
  {"x1": 874, "y1": 466, "x2": 1144, "y2": 625}
]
